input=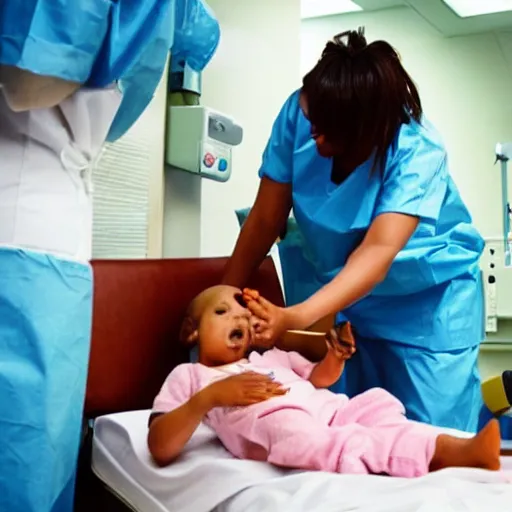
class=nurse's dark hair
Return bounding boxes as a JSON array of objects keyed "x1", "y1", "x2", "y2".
[{"x1": 302, "y1": 28, "x2": 422, "y2": 172}]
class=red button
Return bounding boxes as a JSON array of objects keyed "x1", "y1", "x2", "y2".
[{"x1": 203, "y1": 153, "x2": 216, "y2": 168}]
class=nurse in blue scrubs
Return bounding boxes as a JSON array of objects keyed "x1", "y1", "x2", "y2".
[
  {"x1": 223, "y1": 29, "x2": 484, "y2": 433},
  {"x1": 0, "y1": 1, "x2": 219, "y2": 511}
]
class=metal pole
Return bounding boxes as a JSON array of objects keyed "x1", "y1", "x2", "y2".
[{"x1": 501, "y1": 158, "x2": 511, "y2": 266}]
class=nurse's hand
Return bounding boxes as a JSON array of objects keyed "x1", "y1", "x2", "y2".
[{"x1": 243, "y1": 289, "x2": 292, "y2": 348}]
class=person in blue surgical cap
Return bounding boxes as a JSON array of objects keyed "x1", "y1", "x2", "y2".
[
  {"x1": 223, "y1": 28, "x2": 485, "y2": 434},
  {"x1": 0, "y1": 1, "x2": 219, "y2": 511}
]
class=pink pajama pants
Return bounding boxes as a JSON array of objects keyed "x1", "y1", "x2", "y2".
[{"x1": 220, "y1": 388, "x2": 439, "y2": 477}]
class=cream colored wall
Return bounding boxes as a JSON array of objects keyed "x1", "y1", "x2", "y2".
[
  {"x1": 145, "y1": 68, "x2": 167, "y2": 258},
  {"x1": 199, "y1": 0, "x2": 302, "y2": 257},
  {"x1": 301, "y1": 7, "x2": 512, "y2": 377}
]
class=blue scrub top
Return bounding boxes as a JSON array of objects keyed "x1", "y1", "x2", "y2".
[
  {"x1": 259, "y1": 90, "x2": 485, "y2": 351},
  {"x1": 0, "y1": 0, "x2": 220, "y2": 142}
]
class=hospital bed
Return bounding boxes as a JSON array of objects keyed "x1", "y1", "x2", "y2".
[{"x1": 75, "y1": 257, "x2": 512, "y2": 512}]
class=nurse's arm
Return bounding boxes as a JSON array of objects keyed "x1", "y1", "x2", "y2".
[
  {"x1": 289, "y1": 213, "x2": 419, "y2": 329},
  {"x1": 0, "y1": 65, "x2": 80, "y2": 112},
  {"x1": 222, "y1": 177, "x2": 292, "y2": 287}
]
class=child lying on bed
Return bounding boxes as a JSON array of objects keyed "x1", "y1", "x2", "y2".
[{"x1": 147, "y1": 285, "x2": 501, "y2": 476}]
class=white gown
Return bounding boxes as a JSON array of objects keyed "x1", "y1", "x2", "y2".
[{"x1": 0, "y1": 86, "x2": 121, "y2": 512}]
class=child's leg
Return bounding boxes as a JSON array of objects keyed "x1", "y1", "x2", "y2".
[
  {"x1": 241, "y1": 408, "x2": 435, "y2": 476},
  {"x1": 330, "y1": 387, "x2": 408, "y2": 428},
  {"x1": 231, "y1": 407, "x2": 501, "y2": 477},
  {"x1": 235, "y1": 408, "x2": 346, "y2": 472},
  {"x1": 330, "y1": 388, "x2": 501, "y2": 475},
  {"x1": 429, "y1": 419, "x2": 501, "y2": 472}
]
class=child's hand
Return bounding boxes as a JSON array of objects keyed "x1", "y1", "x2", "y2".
[
  {"x1": 325, "y1": 323, "x2": 356, "y2": 361},
  {"x1": 201, "y1": 372, "x2": 288, "y2": 409}
]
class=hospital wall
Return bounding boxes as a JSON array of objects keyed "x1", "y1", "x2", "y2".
[
  {"x1": 301, "y1": 7, "x2": 512, "y2": 377},
  {"x1": 199, "y1": 0, "x2": 302, "y2": 257}
]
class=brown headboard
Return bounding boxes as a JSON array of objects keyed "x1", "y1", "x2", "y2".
[{"x1": 85, "y1": 257, "x2": 284, "y2": 418}]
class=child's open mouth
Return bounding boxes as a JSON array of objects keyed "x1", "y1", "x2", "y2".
[
  {"x1": 228, "y1": 327, "x2": 247, "y2": 348},
  {"x1": 230, "y1": 328, "x2": 244, "y2": 340}
]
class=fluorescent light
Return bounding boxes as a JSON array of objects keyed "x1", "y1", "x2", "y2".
[
  {"x1": 301, "y1": 0, "x2": 363, "y2": 19},
  {"x1": 443, "y1": 0, "x2": 512, "y2": 18}
]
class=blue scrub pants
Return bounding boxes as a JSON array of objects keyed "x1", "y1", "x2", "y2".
[
  {"x1": 0, "y1": 248, "x2": 93, "y2": 512},
  {"x1": 331, "y1": 335, "x2": 483, "y2": 433}
]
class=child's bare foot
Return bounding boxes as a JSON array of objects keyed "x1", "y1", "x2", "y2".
[{"x1": 429, "y1": 419, "x2": 501, "y2": 472}]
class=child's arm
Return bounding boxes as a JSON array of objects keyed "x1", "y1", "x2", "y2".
[
  {"x1": 148, "y1": 390, "x2": 212, "y2": 467},
  {"x1": 308, "y1": 350, "x2": 346, "y2": 389},
  {"x1": 275, "y1": 323, "x2": 356, "y2": 388},
  {"x1": 308, "y1": 323, "x2": 356, "y2": 388},
  {"x1": 148, "y1": 370, "x2": 287, "y2": 467}
]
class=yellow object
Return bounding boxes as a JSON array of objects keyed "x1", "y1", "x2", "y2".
[
  {"x1": 482, "y1": 373, "x2": 511, "y2": 415},
  {"x1": 168, "y1": 91, "x2": 200, "y2": 106}
]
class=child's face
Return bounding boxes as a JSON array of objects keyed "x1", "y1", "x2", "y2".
[{"x1": 197, "y1": 286, "x2": 255, "y2": 366}]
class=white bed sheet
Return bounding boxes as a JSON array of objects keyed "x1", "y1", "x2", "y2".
[{"x1": 92, "y1": 410, "x2": 512, "y2": 512}]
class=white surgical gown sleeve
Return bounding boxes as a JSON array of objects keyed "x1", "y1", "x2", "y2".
[
  {"x1": 258, "y1": 91, "x2": 301, "y2": 184},
  {"x1": 374, "y1": 121, "x2": 449, "y2": 223}
]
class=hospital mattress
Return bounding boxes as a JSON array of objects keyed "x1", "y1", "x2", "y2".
[{"x1": 92, "y1": 410, "x2": 512, "y2": 512}]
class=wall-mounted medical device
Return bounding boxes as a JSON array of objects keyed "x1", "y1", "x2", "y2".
[
  {"x1": 165, "y1": 106, "x2": 243, "y2": 183},
  {"x1": 482, "y1": 143, "x2": 512, "y2": 333},
  {"x1": 495, "y1": 142, "x2": 512, "y2": 267}
]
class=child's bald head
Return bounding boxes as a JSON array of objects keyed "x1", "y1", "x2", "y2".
[{"x1": 180, "y1": 285, "x2": 254, "y2": 366}]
